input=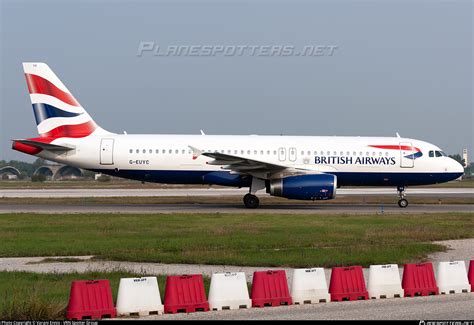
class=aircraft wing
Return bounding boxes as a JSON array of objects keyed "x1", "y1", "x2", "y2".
[{"x1": 189, "y1": 145, "x2": 315, "y2": 179}]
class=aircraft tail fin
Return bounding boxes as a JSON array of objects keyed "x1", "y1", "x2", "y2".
[{"x1": 22, "y1": 62, "x2": 111, "y2": 139}]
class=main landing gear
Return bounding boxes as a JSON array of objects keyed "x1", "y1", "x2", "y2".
[
  {"x1": 243, "y1": 178, "x2": 265, "y2": 209},
  {"x1": 243, "y1": 193, "x2": 259, "y2": 209},
  {"x1": 397, "y1": 186, "x2": 408, "y2": 208}
]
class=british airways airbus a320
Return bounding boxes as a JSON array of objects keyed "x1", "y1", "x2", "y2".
[{"x1": 13, "y1": 63, "x2": 464, "y2": 208}]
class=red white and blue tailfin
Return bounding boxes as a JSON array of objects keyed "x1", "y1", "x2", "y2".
[{"x1": 23, "y1": 62, "x2": 110, "y2": 139}]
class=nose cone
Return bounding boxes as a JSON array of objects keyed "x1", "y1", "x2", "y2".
[{"x1": 450, "y1": 159, "x2": 465, "y2": 178}]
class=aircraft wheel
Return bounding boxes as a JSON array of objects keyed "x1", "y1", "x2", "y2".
[
  {"x1": 243, "y1": 193, "x2": 260, "y2": 209},
  {"x1": 398, "y1": 199, "x2": 408, "y2": 208}
]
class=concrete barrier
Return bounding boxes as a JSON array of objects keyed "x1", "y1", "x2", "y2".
[
  {"x1": 116, "y1": 277, "x2": 164, "y2": 316},
  {"x1": 291, "y1": 268, "x2": 330, "y2": 304}
]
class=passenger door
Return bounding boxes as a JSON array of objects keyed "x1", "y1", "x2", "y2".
[{"x1": 400, "y1": 142, "x2": 414, "y2": 168}]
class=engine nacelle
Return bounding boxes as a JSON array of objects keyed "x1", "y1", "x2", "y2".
[{"x1": 267, "y1": 174, "x2": 337, "y2": 200}]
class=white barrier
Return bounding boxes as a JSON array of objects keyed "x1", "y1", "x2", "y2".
[
  {"x1": 436, "y1": 261, "x2": 471, "y2": 294},
  {"x1": 116, "y1": 277, "x2": 164, "y2": 316},
  {"x1": 208, "y1": 272, "x2": 252, "y2": 310},
  {"x1": 368, "y1": 264, "x2": 403, "y2": 299},
  {"x1": 291, "y1": 268, "x2": 330, "y2": 304}
]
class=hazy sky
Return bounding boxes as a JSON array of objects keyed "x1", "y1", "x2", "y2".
[{"x1": 1, "y1": 0, "x2": 472, "y2": 162}]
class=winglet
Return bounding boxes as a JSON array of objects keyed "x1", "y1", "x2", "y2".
[
  {"x1": 396, "y1": 132, "x2": 401, "y2": 138},
  {"x1": 200, "y1": 130, "x2": 206, "y2": 135},
  {"x1": 188, "y1": 145, "x2": 202, "y2": 160}
]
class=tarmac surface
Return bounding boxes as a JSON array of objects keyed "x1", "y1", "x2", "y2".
[
  {"x1": 0, "y1": 203, "x2": 472, "y2": 214},
  {"x1": 1, "y1": 187, "x2": 473, "y2": 198}
]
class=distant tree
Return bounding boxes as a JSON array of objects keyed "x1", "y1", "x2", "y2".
[{"x1": 32, "y1": 158, "x2": 46, "y2": 168}]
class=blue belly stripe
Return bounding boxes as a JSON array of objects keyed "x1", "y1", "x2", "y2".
[{"x1": 90, "y1": 169, "x2": 463, "y2": 187}]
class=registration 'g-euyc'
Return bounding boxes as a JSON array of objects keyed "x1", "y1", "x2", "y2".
[{"x1": 13, "y1": 63, "x2": 464, "y2": 208}]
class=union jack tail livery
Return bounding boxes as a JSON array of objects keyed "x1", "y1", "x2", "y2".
[{"x1": 23, "y1": 62, "x2": 109, "y2": 139}]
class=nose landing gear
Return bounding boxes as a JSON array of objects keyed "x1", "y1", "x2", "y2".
[{"x1": 397, "y1": 186, "x2": 408, "y2": 208}]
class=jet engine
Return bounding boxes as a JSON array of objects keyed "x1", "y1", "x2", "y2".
[{"x1": 267, "y1": 174, "x2": 337, "y2": 200}]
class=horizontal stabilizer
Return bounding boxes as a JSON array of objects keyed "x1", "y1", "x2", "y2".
[{"x1": 12, "y1": 139, "x2": 74, "y2": 152}]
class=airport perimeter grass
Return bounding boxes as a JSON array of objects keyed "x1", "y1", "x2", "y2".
[
  {"x1": 1, "y1": 213, "x2": 473, "y2": 267},
  {"x1": 0, "y1": 270, "x2": 211, "y2": 320}
]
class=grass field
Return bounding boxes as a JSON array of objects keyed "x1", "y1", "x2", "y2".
[
  {"x1": 1, "y1": 213, "x2": 472, "y2": 267},
  {"x1": 0, "y1": 270, "x2": 210, "y2": 320}
]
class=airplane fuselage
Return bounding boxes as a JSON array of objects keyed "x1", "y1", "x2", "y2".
[{"x1": 37, "y1": 134, "x2": 463, "y2": 187}]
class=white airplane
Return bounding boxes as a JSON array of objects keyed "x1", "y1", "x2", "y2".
[{"x1": 13, "y1": 63, "x2": 464, "y2": 208}]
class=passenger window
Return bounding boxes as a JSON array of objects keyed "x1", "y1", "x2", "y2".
[
  {"x1": 129, "y1": 149, "x2": 133, "y2": 154},
  {"x1": 149, "y1": 149, "x2": 153, "y2": 154},
  {"x1": 254, "y1": 150, "x2": 257, "y2": 155},
  {"x1": 136, "y1": 149, "x2": 139, "y2": 154},
  {"x1": 169, "y1": 149, "x2": 172, "y2": 154},
  {"x1": 429, "y1": 151, "x2": 434, "y2": 157},
  {"x1": 162, "y1": 149, "x2": 166, "y2": 154},
  {"x1": 143, "y1": 149, "x2": 146, "y2": 154},
  {"x1": 156, "y1": 149, "x2": 159, "y2": 154},
  {"x1": 301, "y1": 151, "x2": 304, "y2": 155}
]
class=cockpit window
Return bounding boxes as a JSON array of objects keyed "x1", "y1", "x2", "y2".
[
  {"x1": 435, "y1": 150, "x2": 447, "y2": 157},
  {"x1": 429, "y1": 150, "x2": 434, "y2": 157}
]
